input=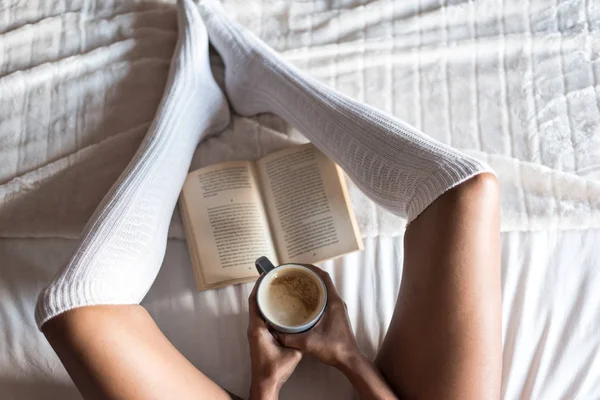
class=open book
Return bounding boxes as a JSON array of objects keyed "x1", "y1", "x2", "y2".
[{"x1": 179, "y1": 144, "x2": 363, "y2": 290}]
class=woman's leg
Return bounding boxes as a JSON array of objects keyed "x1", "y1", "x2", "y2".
[
  {"x1": 36, "y1": 1, "x2": 234, "y2": 398},
  {"x1": 35, "y1": 0, "x2": 229, "y2": 328},
  {"x1": 375, "y1": 173, "x2": 502, "y2": 399},
  {"x1": 194, "y1": 2, "x2": 501, "y2": 396},
  {"x1": 196, "y1": 0, "x2": 492, "y2": 223},
  {"x1": 43, "y1": 305, "x2": 234, "y2": 400}
]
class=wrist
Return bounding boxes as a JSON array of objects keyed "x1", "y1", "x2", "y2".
[
  {"x1": 336, "y1": 348, "x2": 369, "y2": 375},
  {"x1": 336, "y1": 350, "x2": 399, "y2": 400},
  {"x1": 249, "y1": 378, "x2": 280, "y2": 400}
]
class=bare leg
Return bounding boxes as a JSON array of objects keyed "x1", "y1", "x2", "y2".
[
  {"x1": 43, "y1": 305, "x2": 236, "y2": 400},
  {"x1": 36, "y1": 1, "x2": 238, "y2": 397},
  {"x1": 375, "y1": 173, "x2": 502, "y2": 399}
]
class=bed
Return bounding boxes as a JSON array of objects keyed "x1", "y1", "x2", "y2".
[{"x1": 1, "y1": 0, "x2": 599, "y2": 398}]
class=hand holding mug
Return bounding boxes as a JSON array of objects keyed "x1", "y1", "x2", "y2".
[
  {"x1": 251, "y1": 258, "x2": 397, "y2": 400},
  {"x1": 247, "y1": 276, "x2": 302, "y2": 399},
  {"x1": 274, "y1": 264, "x2": 362, "y2": 368}
]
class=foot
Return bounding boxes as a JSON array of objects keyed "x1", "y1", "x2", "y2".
[{"x1": 196, "y1": 0, "x2": 292, "y2": 117}]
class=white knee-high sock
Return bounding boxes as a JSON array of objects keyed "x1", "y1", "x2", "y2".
[
  {"x1": 35, "y1": 0, "x2": 230, "y2": 328},
  {"x1": 196, "y1": 0, "x2": 492, "y2": 221}
]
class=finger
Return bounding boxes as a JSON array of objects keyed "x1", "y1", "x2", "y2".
[
  {"x1": 274, "y1": 330, "x2": 309, "y2": 351},
  {"x1": 284, "y1": 347, "x2": 303, "y2": 363},
  {"x1": 266, "y1": 328, "x2": 296, "y2": 352}
]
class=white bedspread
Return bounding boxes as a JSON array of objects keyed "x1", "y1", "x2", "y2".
[
  {"x1": 2, "y1": 231, "x2": 600, "y2": 399},
  {"x1": 1, "y1": 0, "x2": 599, "y2": 398}
]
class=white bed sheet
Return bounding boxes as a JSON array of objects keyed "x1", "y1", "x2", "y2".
[
  {"x1": 1, "y1": 0, "x2": 600, "y2": 399},
  {"x1": 2, "y1": 229, "x2": 600, "y2": 399}
]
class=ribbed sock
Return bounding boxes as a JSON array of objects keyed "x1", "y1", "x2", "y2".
[
  {"x1": 197, "y1": 0, "x2": 492, "y2": 221},
  {"x1": 35, "y1": 0, "x2": 230, "y2": 328}
]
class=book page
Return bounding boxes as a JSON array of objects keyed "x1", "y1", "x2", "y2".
[
  {"x1": 180, "y1": 161, "x2": 278, "y2": 288},
  {"x1": 256, "y1": 144, "x2": 362, "y2": 265}
]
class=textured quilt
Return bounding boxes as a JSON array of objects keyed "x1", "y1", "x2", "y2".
[
  {"x1": 1, "y1": 0, "x2": 599, "y2": 238},
  {"x1": 1, "y1": 0, "x2": 600, "y2": 399}
]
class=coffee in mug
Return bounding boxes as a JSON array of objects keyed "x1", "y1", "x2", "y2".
[{"x1": 255, "y1": 256, "x2": 327, "y2": 333}]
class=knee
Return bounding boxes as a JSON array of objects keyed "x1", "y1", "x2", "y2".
[
  {"x1": 463, "y1": 172, "x2": 499, "y2": 199},
  {"x1": 411, "y1": 172, "x2": 500, "y2": 227},
  {"x1": 453, "y1": 172, "x2": 500, "y2": 214},
  {"x1": 461, "y1": 172, "x2": 499, "y2": 195}
]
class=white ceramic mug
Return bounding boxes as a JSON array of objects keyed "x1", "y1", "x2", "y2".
[{"x1": 255, "y1": 256, "x2": 327, "y2": 333}]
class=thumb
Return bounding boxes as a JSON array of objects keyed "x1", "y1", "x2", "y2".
[{"x1": 274, "y1": 331, "x2": 306, "y2": 350}]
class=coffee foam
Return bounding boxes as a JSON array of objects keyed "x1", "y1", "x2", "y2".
[{"x1": 260, "y1": 267, "x2": 324, "y2": 327}]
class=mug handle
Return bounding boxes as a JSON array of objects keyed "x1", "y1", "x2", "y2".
[{"x1": 255, "y1": 256, "x2": 276, "y2": 274}]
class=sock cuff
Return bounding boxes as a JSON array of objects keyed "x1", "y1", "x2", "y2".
[
  {"x1": 406, "y1": 156, "x2": 494, "y2": 222},
  {"x1": 34, "y1": 281, "x2": 138, "y2": 329}
]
